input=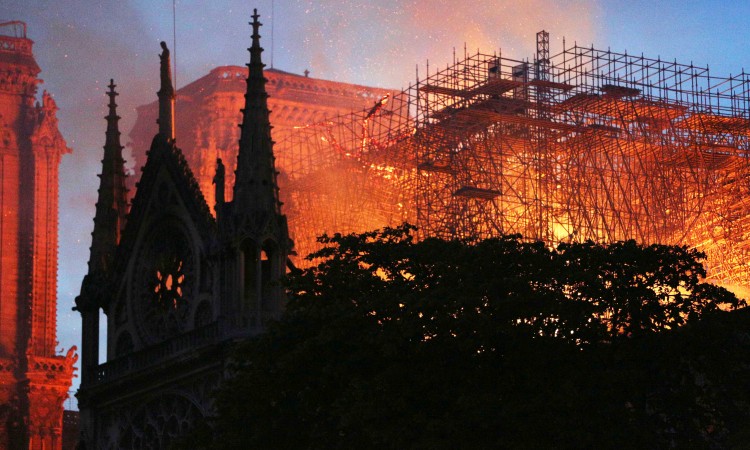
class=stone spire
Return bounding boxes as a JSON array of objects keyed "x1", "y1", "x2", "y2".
[
  {"x1": 75, "y1": 80, "x2": 128, "y2": 388},
  {"x1": 232, "y1": 9, "x2": 281, "y2": 220},
  {"x1": 87, "y1": 79, "x2": 129, "y2": 275},
  {"x1": 157, "y1": 41, "x2": 175, "y2": 141}
]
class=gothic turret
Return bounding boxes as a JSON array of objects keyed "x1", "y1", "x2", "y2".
[
  {"x1": 76, "y1": 79, "x2": 128, "y2": 387},
  {"x1": 232, "y1": 9, "x2": 282, "y2": 223},
  {"x1": 89, "y1": 79, "x2": 128, "y2": 274},
  {"x1": 223, "y1": 9, "x2": 291, "y2": 328}
]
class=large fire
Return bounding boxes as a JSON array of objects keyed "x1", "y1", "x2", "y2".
[{"x1": 131, "y1": 36, "x2": 750, "y2": 290}]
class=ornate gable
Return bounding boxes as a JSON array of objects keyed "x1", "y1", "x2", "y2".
[
  {"x1": 111, "y1": 134, "x2": 216, "y2": 352},
  {"x1": 117, "y1": 135, "x2": 214, "y2": 271}
]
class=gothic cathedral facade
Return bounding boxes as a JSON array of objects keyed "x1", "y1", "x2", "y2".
[{"x1": 75, "y1": 11, "x2": 292, "y2": 448}]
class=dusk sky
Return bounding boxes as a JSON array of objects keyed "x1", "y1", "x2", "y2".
[{"x1": 2, "y1": 0, "x2": 750, "y2": 407}]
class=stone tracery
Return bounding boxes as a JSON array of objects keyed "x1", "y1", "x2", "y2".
[{"x1": 135, "y1": 221, "x2": 194, "y2": 344}]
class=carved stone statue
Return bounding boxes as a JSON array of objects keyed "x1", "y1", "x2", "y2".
[
  {"x1": 213, "y1": 157, "x2": 225, "y2": 205},
  {"x1": 159, "y1": 41, "x2": 173, "y2": 91}
]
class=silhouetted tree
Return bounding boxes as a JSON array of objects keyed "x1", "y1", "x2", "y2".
[{"x1": 203, "y1": 224, "x2": 745, "y2": 449}]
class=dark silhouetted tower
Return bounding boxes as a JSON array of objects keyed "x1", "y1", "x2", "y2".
[{"x1": 76, "y1": 11, "x2": 291, "y2": 448}]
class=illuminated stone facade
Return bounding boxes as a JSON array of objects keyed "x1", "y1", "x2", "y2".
[
  {"x1": 0, "y1": 22, "x2": 76, "y2": 450},
  {"x1": 76, "y1": 12, "x2": 290, "y2": 448}
]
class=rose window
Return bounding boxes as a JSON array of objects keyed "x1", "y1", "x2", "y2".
[{"x1": 135, "y1": 222, "x2": 193, "y2": 344}]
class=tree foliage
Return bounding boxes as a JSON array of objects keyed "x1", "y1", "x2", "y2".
[{"x1": 205, "y1": 224, "x2": 746, "y2": 449}]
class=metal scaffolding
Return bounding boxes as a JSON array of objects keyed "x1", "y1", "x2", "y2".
[
  {"x1": 278, "y1": 33, "x2": 750, "y2": 285},
  {"x1": 275, "y1": 92, "x2": 416, "y2": 261}
]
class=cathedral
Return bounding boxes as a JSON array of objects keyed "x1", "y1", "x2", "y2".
[
  {"x1": 0, "y1": 21, "x2": 76, "y2": 449},
  {"x1": 75, "y1": 10, "x2": 292, "y2": 448}
]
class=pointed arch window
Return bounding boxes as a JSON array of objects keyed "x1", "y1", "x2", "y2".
[
  {"x1": 260, "y1": 240, "x2": 279, "y2": 314},
  {"x1": 241, "y1": 239, "x2": 280, "y2": 323},
  {"x1": 241, "y1": 239, "x2": 258, "y2": 309}
]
